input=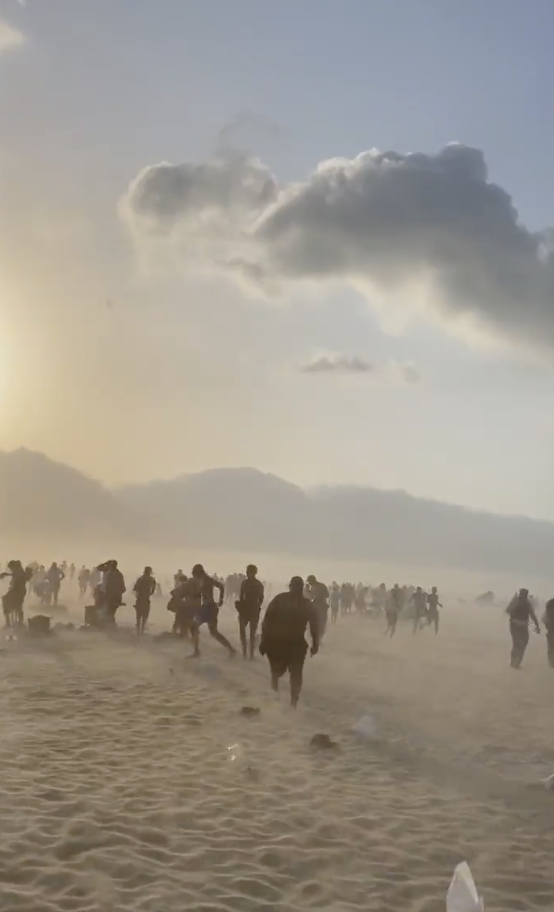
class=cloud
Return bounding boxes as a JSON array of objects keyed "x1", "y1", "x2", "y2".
[
  {"x1": 123, "y1": 154, "x2": 277, "y2": 234},
  {"x1": 299, "y1": 353, "x2": 375, "y2": 374},
  {"x1": 0, "y1": 17, "x2": 25, "y2": 52},
  {"x1": 123, "y1": 142, "x2": 554, "y2": 353},
  {"x1": 297, "y1": 352, "x2": 421, "y2": 384}
]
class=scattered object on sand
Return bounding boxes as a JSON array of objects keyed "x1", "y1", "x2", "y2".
[
  {"x1": 28, "y1": 615, "x2": 52, "y2": 636},
  {"x1": 446, "y1": 862, "x2": 484, "y2": 912},
  {"x1": 53, "y1": 622, "x2": 75, "y2": 631},
  {"x1": 227, "y1": 743, "x2": 243, "y2": 762},
  {"x1": 353, "y1": 714, "x2": 379, "y2": 739},
  {"x1": 310, "y1": 733, "x2": 340, "y2": 751},
  {"x1": 154, "y1": 631, "x2": 174, "y2": 641},
  {"x1": 50, "y1": 604, "x2": 69, "y2": 615},
  {"x1": 240, "y1": 706, "x2": 261, "y2": 717}
]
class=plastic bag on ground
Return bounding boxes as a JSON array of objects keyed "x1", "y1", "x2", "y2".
[
  {"x1": 352, "y1": 714, "x2": 378, "y2": 739},
  {"x1": 446, "y1": 862, "x2": 484, "y2": 912}
]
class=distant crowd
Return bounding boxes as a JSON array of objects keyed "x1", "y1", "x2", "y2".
[{"x1": 1, "y1": 559, "x2": 553, "y2": 705}]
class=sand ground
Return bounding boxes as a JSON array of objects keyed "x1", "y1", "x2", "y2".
[{"x1": 1, "y1": 596, "x2": 553, "y2": 912}]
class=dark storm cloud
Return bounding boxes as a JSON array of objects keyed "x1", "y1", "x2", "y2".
[{"x1": 124, "y1": 142, "x2": 554, "y2": 349}]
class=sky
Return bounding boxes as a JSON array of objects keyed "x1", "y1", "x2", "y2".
[{"x1": 1, "y1": 0, "x2": 554, "y2": 519}]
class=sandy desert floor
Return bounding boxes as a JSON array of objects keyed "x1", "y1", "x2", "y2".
[{"x1": 1, "y1": 597, "x2": 554, "y2": 912}]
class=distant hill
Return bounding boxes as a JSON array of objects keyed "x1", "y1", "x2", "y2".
[
  {"x1": 0, "y1": 449, "x2": 129, "y2": 537},
  {"x1": 1, "y1": 448, "x2": 554, "y2": 577}
]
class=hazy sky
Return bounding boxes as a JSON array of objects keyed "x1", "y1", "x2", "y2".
[{"x1": 2, "y1": 0, "x2": 554, "y2": 519}]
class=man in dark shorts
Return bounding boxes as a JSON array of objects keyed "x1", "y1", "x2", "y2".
[
  {"x1": 259, "y1": 576, "x2": 319, "y2": 708},
  {"x1": 507, "y1": 588, "x2": 540, "y2": 669},
  {"x1": 236, "y1": 564, "x2": 264, "y2": 660},
  {"x1": 189, "y1": 564, "x2": 237, "y2": 658},
  {"x1": 133, "y1": 566, "x2": 156, "y2": 634},
  {"x1": 426, "y1": 586, "x2": 442, "y2": 634},
  {"x1": 306, "y1": 574, "x2": 330, "y2": 640}
]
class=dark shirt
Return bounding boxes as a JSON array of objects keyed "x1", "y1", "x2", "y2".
[
  {"x1": 239, "y1": 577, "x2": 264, "y2": 607},
  {"x1": 105, "y1": 568, "x2": 126, "y2": 600},
  {"x1": 7, "y1": 567, "x2": 31, "y2": 601},
  {"x1": 508, "y1": 595, "x2": 535, "y2": 624},
  {"x1": 134, "y1": 574, "x2": 156, "y2": 602},
  {"x1": 309, "y1": 582, "x2": 329, "y2": 608},
  {"x1": 261, "y1": 592, "x2": 319, "y2": 647}
]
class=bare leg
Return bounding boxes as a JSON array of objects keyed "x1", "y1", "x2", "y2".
[
  {"x1": 249, "y1": 612, "x2": 260, "y2": 660},
  {"x1": 208, "y1": 621, "x2": 236, "y2": 655},
  {"x1": 289, "y1": 661, "x2": 304, "y2": 708},
  {"x1": 238, "y1": 615, "x2": 248, "y2": 657},
  {"x1": 189, "y1": 622, "x2": 201, "y2": 657}
]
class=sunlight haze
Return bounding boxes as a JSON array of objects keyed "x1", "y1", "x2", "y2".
[{"x1": 1, "y1": 0, "x2": 554, "y2": 520}]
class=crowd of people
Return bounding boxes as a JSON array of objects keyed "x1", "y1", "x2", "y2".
[{"x1": 1, "y1": 558, "x2": 553, "y2": 705}]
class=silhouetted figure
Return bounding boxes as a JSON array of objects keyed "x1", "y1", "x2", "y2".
[
  {"x1": 330, "y1": 583, "x2": 340, "y2": 624},
  {"x1": 340, "y1": 583, "x2": 354, "y2": 615},
  {"x1": 385, "y1": 584, "x2": 402, "y2": 638},
  {"x1": 543, "y1": 597, "x2": 554, "y2": 668},
  {"x1": 46, "y1": 562, "x2": 65, "y2": 606},
  {"x1": 355, "y1": 586, "x2": 368, "y2": 614},
  {"x1": 507, "y1": 588, "x2": 540, "y2": 669},
  {"x1": 260, "y1": 576, "x2": 319, "y2": 708},
  {"x1": 97, "y1": 560, "x2": 126, "y2": 624},
  {"x1": 236, "y1": 564, "x2": 264, "y2": 659},
  {"x1": 426, "y1": 586, "x2": 442, "y2": 634},
  {"x1": 78, "y1": 566, "x2": 90, "y2": 598},
  {"x1": 1, "y1": 560, "x2": 32, "y2": 627},
  {"x1": 189, "y1": 564, "x2": 236, "y2": 658},
  {"x1": 306, "y1": 574, "x2": 329, "y2": 640},
  {"x1": 134, "y1": 566, "x2": 156, "y2": 634},
  {"x1": 169, "y1": 575, "x2": 200, "y2": 638},
  {"x1": 69, "y1": 563, "x2": 75, "y2": 581},
  {"x1": 411, "y1": 587, "x2": 428, "y2": 633}
]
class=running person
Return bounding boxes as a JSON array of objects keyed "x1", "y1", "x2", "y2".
[
  {"x1": 259, "y1": 576, "x2": 319, "y2": 708},
  {"x1": 236, "y1": 564, "x2": 264, "y2": 659},
  {"x1": 306, "y1": 575, "x2": 330, "y2": 640},
  {"x1": 189, "y1": 564, "x2": 237, "y2": 658},
  {"x1": 507, "y1": 588, "x2": 540, "y2": 669},
  {"x1": 426, "y1": 586, "x2": 442, "y2": 634},
  {"x1": 133, "y1": 566, "x2": 156, "y2": 634}
]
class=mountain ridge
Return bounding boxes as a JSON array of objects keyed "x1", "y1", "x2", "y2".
[{"x1": 0, "y1": 448, "x2": 552, "y2": 577}]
